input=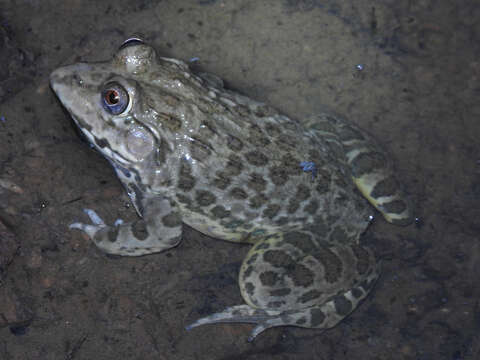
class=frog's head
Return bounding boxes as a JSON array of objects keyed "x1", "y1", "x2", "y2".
[{"x1": 50, "y1": 38, "x2": 199, "y2": 184}]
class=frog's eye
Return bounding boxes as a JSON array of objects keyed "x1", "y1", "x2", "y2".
[{"x1": 101, "y1": 82, "x2": 129, "y2": 115}]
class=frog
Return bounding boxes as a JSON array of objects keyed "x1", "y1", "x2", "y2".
[{"x1": 50, "y1": 38, "x2": 412, "y2": 340}]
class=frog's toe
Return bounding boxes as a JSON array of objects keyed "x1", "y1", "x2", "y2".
[
  {"x1": 69, "y1": 222, "x2": 107, "y2": 238},
  {"x1": 69, "y1": 208, "x2": 109, "y2": 238},
  {"x1": 83, "y1": 208, "x2": 105, "y2": 225},
  {"x1": 186, "y1": 305, "x2": 283, "y2": 341}
]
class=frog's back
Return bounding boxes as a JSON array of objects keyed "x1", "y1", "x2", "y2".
[{"x1": 169, "y1": 85, "x2": 372, "y2": 243}]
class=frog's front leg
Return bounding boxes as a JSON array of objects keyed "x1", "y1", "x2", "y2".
[{"x1": 70, "y1": 196, "x2": 182, "y2": 256}]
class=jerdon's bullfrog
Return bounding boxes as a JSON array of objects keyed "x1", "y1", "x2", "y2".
[{"x1": 50, "y1": 38, "x2": 412, "y2": 340}]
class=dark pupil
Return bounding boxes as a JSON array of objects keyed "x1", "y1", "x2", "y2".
[{"x1": 106, "y1": 90, "x2": 119, "y2": 105}]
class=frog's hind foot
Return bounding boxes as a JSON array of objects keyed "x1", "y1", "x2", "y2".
[
  {"x1": 186, "y1": 305, "x2": 283, "y2": 341},
  {"x1": 186, "y1": 286, "x2": 368, "y2": 341}
]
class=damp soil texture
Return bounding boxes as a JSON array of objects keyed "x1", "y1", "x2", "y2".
[{"x1": 1, "y1": 1, "x2": 479, "y2": 359}]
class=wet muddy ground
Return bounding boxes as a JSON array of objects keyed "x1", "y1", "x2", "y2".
[{"x1": 1, "y1": 1, "x2": 479, "y2": 359}]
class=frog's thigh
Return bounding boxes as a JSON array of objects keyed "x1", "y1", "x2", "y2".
[
  {"x1": 238, "y1": 231, "x2": 379, "y2": 328},
  {"x1": 306, "y1": 113, "x2": 413, "y2": 225},
  {"x1": 92, "y1": 197, "x2": 182, "y2": 256}
]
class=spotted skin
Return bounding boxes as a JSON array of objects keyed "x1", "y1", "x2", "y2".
[{"x1": 50, "y1": 40, "x2": 412, "y2": 340}]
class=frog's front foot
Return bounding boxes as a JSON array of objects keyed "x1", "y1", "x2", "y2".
[{"x1": 69, "y1": 197, "x2": 183, "y2": 256}]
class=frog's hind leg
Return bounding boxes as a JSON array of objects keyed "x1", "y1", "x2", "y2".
[
  {"x1": 187, "y1": 231, "x2": 379, "y2": 340},
  {"x1": 306, "y1": 113, "x2": 413, "y2": 225}
]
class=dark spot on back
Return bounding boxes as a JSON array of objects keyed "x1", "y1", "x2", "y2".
[
  {"x1": 226, "y1": 135, "x2": 243, "y2": 151},
  {"x1": 244, "y1": 151, "x2": 269, "y2": 166},
  {"x1": 296, "y1": 184, "x2": 311, "y2": 201},
  {"x1": 178, "y1": 161, "x2": 195, "y2": 191},
  {"x1": 195, "y1": 190, "x2": 216, "y2": 206},
  {"x1": 275, "y1": 216, "x2": 290, "y2": 225},
  {"x1": 176, "y1": 194, "x2": 192, "y2": 205},
  {"x1": 234, "y1": 104, "x2": 249, "y2": 116},
  {"x1": 248, "y1": 124, "x2": 271, "y2": 146},
  {"x1": 210, "y1": 205, "x2": 231, "y2": 218},
  {"x1": 161, "y1": 113, "x2": 182, "y2": 132},
  {"x1": 276, "y1": 133, "x2": 297, "y2": 150},
  {"x1": 308, "y1": 149, "x2": 322, "y2": 161},
  {"x1": 249, "y1": 193, "x2": 267, "y2": 209},
  {"x1": 247, "y1": 172, "x2": 267, "y2": 192},
  {"x1": 315, "y1": 169, "x2": 331, "y2": 194},
  {"x1": 287, "y1": 199, "x2": 300, "y2": 214},
  {"x1": 269, "y1": 166, "x2": 288, "y2": 186},
  {"x1": 264, "y1": 122, "x2": 282, "y2": 137},
  {"x1": 190, "y1": 136, "x2": 213, "y2": 160},
  {"x1": 230, "y1": 187, "x2": 248, "y2": 199},
  {"x1": 213, "y1": 170, "x2": 231, "y2": 190},
  {"x1": 225, "y1": 154, "x2": 243, "y2": 176},
  {"x1": 263, "y1": 203, "x2": 281, "y2": 219},
  {"x1": 283, "y1": 231, "x2": 316, "y2": 254},
  {"x1": 281, "y1": 153, "x2": 301, "y2": 174}
]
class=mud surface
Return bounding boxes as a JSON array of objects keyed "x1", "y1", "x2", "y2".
[{"x1": 1, "y1": 1, "x2": 479, "y2": 359}]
